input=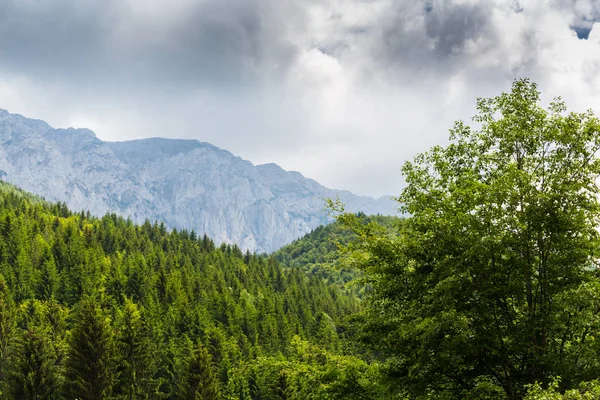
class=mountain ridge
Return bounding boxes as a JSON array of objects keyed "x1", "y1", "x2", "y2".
[{"x1": 0, "y1": 108, "x2": 397, "y2": 252}]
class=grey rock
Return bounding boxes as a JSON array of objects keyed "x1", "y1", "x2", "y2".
[{"x1": 0, "y1": 109, "x2": 397, "y2": 252}]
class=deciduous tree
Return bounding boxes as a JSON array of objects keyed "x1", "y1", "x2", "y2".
[{"x1": 337, "y1": 79, "x2": 600, "y2": 399}]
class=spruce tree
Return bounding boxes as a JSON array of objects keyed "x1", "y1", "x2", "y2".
[
  {"x1": 184, "y1": 342, "x2": 221, "y2": 400},
  {"x1": 37, "y1": 257, "x2": 57, "y2": 301},
  {"x1": 0, "y1": 274, "x2": 15, "y2": 383},
  {"x1": 6, "y1": 328, "x2": 63, "y2": 399},
  {"x1": 114, "y1": 298, "x2": 156, "y2": 399},
  {"x1": 64, "y1": 298, "x2": 116, "y2": 400}
]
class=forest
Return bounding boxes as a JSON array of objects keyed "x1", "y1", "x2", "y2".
[
  {"x1": 2, "y1": 79, "x2": 600, "y2": 399},
  {"x1": 273, "y1": 213, "x2": 401, "y2": 297},
  {"x1": 0, "y1": 182, "x2": 378, "y2": 399}
]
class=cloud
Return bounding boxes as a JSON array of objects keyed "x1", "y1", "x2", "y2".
[
  {"x1": 0, "y1": 0, "x2": 599, "y2": 197},
  {"x1": 0, "y1": 0, "x2": 310, "y2": 89},
  {"x1": 375, "y1": 1, "x2": 490, "y2": 73}
]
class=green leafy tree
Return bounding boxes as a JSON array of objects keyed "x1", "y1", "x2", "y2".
[
  {"x1": 524, "y1": 378, "x2": 600, "y2": 399},
  {"x1": 336, "y1": 79, "x2": 600, "y2": 398}
]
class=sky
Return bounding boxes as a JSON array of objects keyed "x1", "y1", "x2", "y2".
[{"x1": 0, "y1": 0, "x2": 599, "y2": 198}]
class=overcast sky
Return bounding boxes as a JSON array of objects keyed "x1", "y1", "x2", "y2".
[{"x1": 0, "y1": 0, "x2": 599, "y2": 197}]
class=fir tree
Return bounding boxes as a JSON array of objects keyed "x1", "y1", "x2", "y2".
[
  {"x1": 114, "y1": 298, "x2": 156, "y2": 399},
  {"x1": 184, "y1": 342, "x2": 221, "y2": 400},
  {"x1": 6, "y1": 327, "x2": 63, "y2": 399},
  {"x1": 0, "y1": 274, "x2": 15, "y2": 383},
  {"x1": 64, "y1": 298, "x2": 117, "y2": 400}
]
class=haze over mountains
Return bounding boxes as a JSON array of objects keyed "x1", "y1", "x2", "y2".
[{"x1": 0, "y1": 109, "x2": 396, "y2": 252}]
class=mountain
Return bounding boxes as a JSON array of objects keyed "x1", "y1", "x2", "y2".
[{"x1": 0, "y1": 109, "x2": 397, "y2": 252}]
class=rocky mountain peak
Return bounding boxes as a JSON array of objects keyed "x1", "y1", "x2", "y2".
[{"x1": 0, "y1": 109, "x2": 397, "y2": 252}]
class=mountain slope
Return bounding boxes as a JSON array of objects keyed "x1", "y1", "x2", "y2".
[
  {"x1": 0, "y1": 109, "x2": 396, "y2": 252},
  {"x1": 274, "y1": 214, "x2": 402, "y2": 295},
  {"x1": 0, "y1": 179, "x2": 376, "y2": 399}
]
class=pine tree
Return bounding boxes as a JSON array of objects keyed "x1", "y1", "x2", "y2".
[
  {"x1": 0, "y1": 274, "x2": 15, "y2": 383},
  {"x1": 314, "y1": 312, "x2": 338, "y2": 351},
  {"x1": 184, "y1": 342, "x2": 221, "y2": 400},
  {"x1": 114, "y1": 298, "x2": 156, "y2": 399},
  {"x1": 0, "y1": 180, "x2": 363, "y2": 399},
  {"x1": 37, "y1": 257, "x2": 57, "y2": 301},
  {"x1": 6, "y1": 328, "x2": 63, "y2": 399},
  {"x1": 64, "y1": 298, "x2": 117, "y2": 400}
]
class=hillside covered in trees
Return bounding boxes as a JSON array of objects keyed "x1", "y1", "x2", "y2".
[
  {"x1": 0, "y1": 181, "x2": 381, "y2": 399},
  {"x1": 3, "y1": 79, "x2": 600, "y2": 400},
  {"x1": 273, "y1": 214, "x2": 401, "y2": 295}
]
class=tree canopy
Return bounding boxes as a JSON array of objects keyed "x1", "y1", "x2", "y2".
[
  {"x1": 336, "y1": 78, "x2": 600, "y2": 399},
  {"x1": 273, "y1": 214, "x2": 401, "y2": 295},
  {"x1": 0, "y1": 180, "x2": 375, "y2": 399}
]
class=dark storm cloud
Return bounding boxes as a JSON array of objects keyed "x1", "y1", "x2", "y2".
[
  {"x1": 0, "y1": 0, "x2": 305, "y2": 89},
  {"x1": 0, "y1": 0, "x2": 565, "y2": 89},
  {"x1": 0, "y1": 0, "x2": 593, "y2": 88},
  {"x1": 355, "y1": 0, "x2": 495, "y2": 82},
  {"x1": 0, "y1": 1, "x2": 116, "y2": 79},
  {"x1": 122, "y1": 0, "x2": 305, "y2": 87},
  {"x1": 0, "y1": 0, "x2": 516, "y2": 89},
  {"x1": 423, "y1": 3, "x2": 488, "y2": 57},
  {"x1": 361, "y1": 0, "x2": 595, "y2": 84}
]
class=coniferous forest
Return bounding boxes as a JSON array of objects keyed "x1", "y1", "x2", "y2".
[
  {"x1": 3, "y1": 79, "x2": 600, "y2": 399},
  {"x1": 0, "y1": 182, "x2": 377, "y2": 399}
]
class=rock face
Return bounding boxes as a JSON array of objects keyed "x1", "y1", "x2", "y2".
[{"x1": 0, "y1": 109, "x2": 397, "y2": 252}]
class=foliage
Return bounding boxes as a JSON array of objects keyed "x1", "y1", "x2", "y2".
[
  {"x1": 334, "y1": 79, "x2": 600, "y2": 399},
  {"x1": 273, "y1": 214, "x2": 401, "y2": 296},
  {"x1": 524, "y1": 378, "x2": 600, "y2": 400},
  {"x1": 225, "y1": 336, "x2": 385, "y2": 400},
  {"x1": 5, "y1": 324, "x2": 63, "y2": 399},
  {"x1": 184, "y1": 342, "x2": 221, "y2": 400},
  {"x1": 6, "y1": 78, "x2": 600, "y2": 400},
  {"x1": 0, "y1": 179, "x2": 369, "y2": 399},
  {"x1": 64, "y1": 297, "x2": 118, "y2": 399}
]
